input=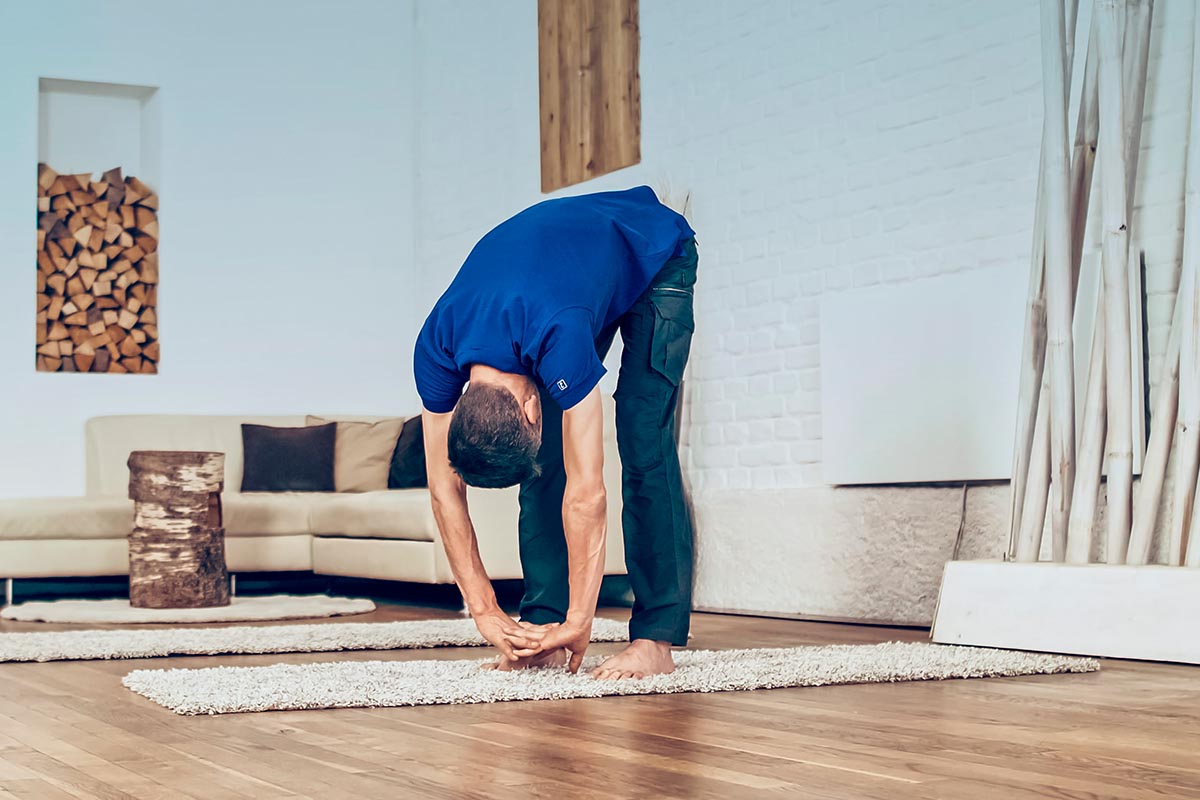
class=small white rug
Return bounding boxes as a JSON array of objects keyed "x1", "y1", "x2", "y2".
[
  {"x1": 0, "y1": 617, "x2": 630, "y2": 663},
  {"x1": 0, "y1": 594, "x2": 375, "y2": 624},
  {"x1": 122, "y1": 642, "x2": 1099, "y2": 715}
]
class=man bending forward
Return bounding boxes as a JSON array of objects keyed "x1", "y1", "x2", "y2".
[{"x1": 414, "y1": 186, "x2": 697, "y2": 679}]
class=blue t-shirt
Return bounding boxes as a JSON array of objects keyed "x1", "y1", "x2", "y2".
[{"x1": 414, "y1": 186, "x2": 694, "y2": 413}]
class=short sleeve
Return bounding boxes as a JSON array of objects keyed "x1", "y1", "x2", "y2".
[
  {"x1": 413, "y1": 339, "x2": 467, "y2": 414},
  {"x1": 535, "y1": 308, "x2": 607, "y2": 410}
]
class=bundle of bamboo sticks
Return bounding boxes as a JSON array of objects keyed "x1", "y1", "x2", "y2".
[{"x1": 1009, "y1": 0, "x2": 1200, "y2": 567}]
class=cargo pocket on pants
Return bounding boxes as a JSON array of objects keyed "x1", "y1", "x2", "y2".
[{"x1": 649, "y1": 290, "x2": 695, "y2": 386}]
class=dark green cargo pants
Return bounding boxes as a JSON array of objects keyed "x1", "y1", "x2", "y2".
[{"x1": 517, "y1": 238, "x2": 697, "y2": 646}]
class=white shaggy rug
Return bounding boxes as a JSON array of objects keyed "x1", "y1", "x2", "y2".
[
  {"x1": 0, "y1": 616, "x2": 630, "y2": 663},
  {"x1": 0, "y1": 594, "x2": 375, "y2": 624},
  {"x1": 121, "y1": 642, "x2": 1099, "y2": 715}
]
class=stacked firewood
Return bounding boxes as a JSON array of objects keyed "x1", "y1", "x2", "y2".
[{"x1": 36, "y1": 164, "x2": 159, "y2": 374}]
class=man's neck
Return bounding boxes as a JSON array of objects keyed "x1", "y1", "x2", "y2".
[
  {"x1": 468, "y1": 364, "x2": 539, "y2": 426},
  {"x1": 469, "y1": 364, "x2": 529, "y2": 399}
]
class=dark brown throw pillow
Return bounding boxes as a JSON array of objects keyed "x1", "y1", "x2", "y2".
[
  {"x1": 240, "y1": 422, "x2": 337, "y2": 492},
  {"x1": 388, "y1": 415, "x2": 428, "y2": 489}
]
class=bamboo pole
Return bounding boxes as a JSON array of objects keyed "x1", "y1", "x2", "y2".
[
  {"x1": 1040, "y1": 0, "x2": 1078, "y2": 556},
  {"x1": 1128, "y1": 295, "x2": 1182, "y2": 564},
  {"x1": 1059, "y1": 14, "x2": 1103, "y2": 565},
  {"x1": 1189, "y1": 491, "x2": 1200, "y2": 566},
  {"x1": 1065, "y1": 0, "x2": 1081, "y2": 70},
  {"x1": 1121, "y1": 0, "x2": 1153, "y2": 209},
  {"x1": 1067, "y1": 304, "x2": 1106, "y2": 563},
  {"x1": 1075, "y1": 0, "x2": 1147, "y2": 566},
  {"x1": 1095, "y1": 0, "x2": 1134, "y2": 565},
  {"x1": 1172, "y1": 286, "x2": 1200, "y2": 564},
  {"x1": 1172, "y1": 326, "x2": 1200, "y2": 566},
  {"x1": 1069, "y1": 17, "x2": 1102, "y2": 295},
  {"x1": 1009, "y1": 3, "x2": 1090, "y2": 557},
  {"x1": 1180, "y1": 3, "x2": 1200, "y2": 568},
  {"x1": 1016, "y1": 392, "x2": 1053, "y2": 562},
  {"x1": 1009, "y1": 188, "x2": 1050, "y2": 558},
  {"x1": 1120, "y1": 0, "x2": 1162, "y2": 565},
  {"x1": 1120, "y1": 0, "x2": 1154, "y2": 473}
]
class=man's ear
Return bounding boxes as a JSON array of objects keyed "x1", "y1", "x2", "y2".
[{"x1": 521, "y1": 391, "x2": 540, "y2": 427}]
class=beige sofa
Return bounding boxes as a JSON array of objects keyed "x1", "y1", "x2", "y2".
[{"x1": 0, "y1": 397, "x2": 627, "y2": 605}]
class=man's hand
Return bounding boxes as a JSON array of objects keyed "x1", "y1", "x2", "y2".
[
  {"x1": 515, "y1": 618, "x2": 593, "y2": 673},
  {"x1": 473, "y1": 610, "x2": 546, "y2": 662}
]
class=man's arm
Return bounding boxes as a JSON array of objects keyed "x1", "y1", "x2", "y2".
[
  {"x1": 523, "y1": 387, "x2": 607, "y2": 671},
  {"x1": 422, "y1": 409, "x2": 537, "y2": 661},
  {"x1": 561, "y1": 388, "x2": 608, "y2": 628}
]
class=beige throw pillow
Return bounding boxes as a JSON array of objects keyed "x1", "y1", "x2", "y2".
[{"x1": 305, "y1": 416, "x2": 405, "y2": 492}]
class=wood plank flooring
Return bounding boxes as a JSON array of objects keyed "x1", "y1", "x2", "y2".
[{"x1": 1, "y1": 602, "x2": 1197, "y2": 799}]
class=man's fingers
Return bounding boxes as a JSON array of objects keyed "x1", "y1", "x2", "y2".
[
  {"x1": 507, "y1": 627, "x2": 547, "y2": 644},
  {"x1": 501, "y1": 623, "x2": 531, "y2": 638},
  {"x1": 500, "y1": 628, "x2": 544, "y2": 648},
  {"x1": 493, "y1": 639, "x2": 519, "y2": 662},
  {"x1": 521, "y1": 629, "x2": 564, "y2": 652},
  {"x1": 512, "y1": 647, "x2": 542, "y2": 657},
  {"x1": 518, "y1": 621, "x2": 556, "y2": 631},
  {"x1": 510, "y1": 632, "x2": 553, "y2": 652},
  {"x1": 568, "y1": 650, "x2": 584, "y2": 674}
]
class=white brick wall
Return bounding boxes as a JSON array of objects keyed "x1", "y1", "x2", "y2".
[{"x1": 412, "y1": 0, "x2": 1194, "y2": 496}]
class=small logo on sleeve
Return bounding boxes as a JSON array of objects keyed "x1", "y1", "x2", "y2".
[{"x1": 557, "y1": 379, "x2": 569, "y2": 391}]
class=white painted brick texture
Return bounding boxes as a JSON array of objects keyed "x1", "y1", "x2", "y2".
[{"x1": 412, "y1": 0, "x2": 1194, "y2": 494}]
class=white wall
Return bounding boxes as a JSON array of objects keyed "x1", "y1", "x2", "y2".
[
  {"x1": 410, "y1": 0, "x2": 1196, "y2": 620},
  {"x1": 0, "y1": 0, "x2": 419, "y2": 498},
  {"x1": 2, "y1": 0, "x2": 1194, "y2": 622}
]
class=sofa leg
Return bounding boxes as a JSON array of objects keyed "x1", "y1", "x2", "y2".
[
  {"x1": 230, "y1": 574, "x2": 237, "y2": 597},
  {"x1": 4, "y1": 578, "x2": 12, "y2": 608}
]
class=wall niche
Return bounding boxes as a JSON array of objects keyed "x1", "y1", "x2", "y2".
[{"x1": 35, "y1": 78, "x2": 160, "y2": 374}]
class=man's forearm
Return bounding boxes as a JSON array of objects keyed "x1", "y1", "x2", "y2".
[
  {"x1": 430, "y1": 488, "x2": 501, "y2": 615},
  {"x1": 562, "y1": 487, "x2": 607, "y2": 625}
]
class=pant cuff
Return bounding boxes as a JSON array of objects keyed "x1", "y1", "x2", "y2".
[{"x1": 629, "y1": 623, "x2": 689, "y2": 648}]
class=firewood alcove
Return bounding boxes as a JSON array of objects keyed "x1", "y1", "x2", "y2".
[{"x1": 36, "y1": 164, "x2": 159, "y2": 374}]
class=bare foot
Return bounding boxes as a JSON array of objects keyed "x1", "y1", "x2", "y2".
[
  {"x1": 482, "y1": 647, "x2": 567, "y2": 672},
  {"x1": 591, "y1": 639, "x2": 675, "y2": 680}
]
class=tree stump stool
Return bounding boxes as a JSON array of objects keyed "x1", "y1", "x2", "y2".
[{"x1": 127, "y1": 450, "x2": 230, "y2": 609}]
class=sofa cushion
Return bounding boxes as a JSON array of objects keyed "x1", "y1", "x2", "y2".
[
  {"x1": 306, "y1": 415, "x2": 405, "y2": 493},
  {"x1": 240, "y1": 423, "x2": 337, "y2": 492},
  {"x1": 0, "y1": 496, "x2": 134, "y2": 540},
  {"x1": 308, "y1": 489, "x2": 437, "y2": 542},
  {"x1": 388, "y1": 415, "x2": 428, "y2": 489},
  {"x1": 222, "y1": 492, "x2": 321, "y2": 536},
  {"x1": 0, "y1": 494, "x2": 325, "y2": 540}
]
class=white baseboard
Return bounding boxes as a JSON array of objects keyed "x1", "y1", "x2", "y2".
[{"x1": 931, "y1": 560, "x2": 1200, "y2": 664}]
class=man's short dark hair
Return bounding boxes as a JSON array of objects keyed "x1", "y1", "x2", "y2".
[{"x1": 447, "y1": 383, "x2": 541, "y2": 488}]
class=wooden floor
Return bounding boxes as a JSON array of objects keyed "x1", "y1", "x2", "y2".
[{"x1": 1, "y1": 602, "x2": 1198, "y2": 800}]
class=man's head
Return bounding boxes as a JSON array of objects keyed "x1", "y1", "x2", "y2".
[{"x1": 448, "y1": 369, "x2": 542, "y2": 488}]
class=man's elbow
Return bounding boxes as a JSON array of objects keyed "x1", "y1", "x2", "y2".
[
  {"x1": 564, "y1": 483, "x2": 607, "y2": 519},
  {"x1": 428, "y1": 479, "x2": 466, "y2": 511}
]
